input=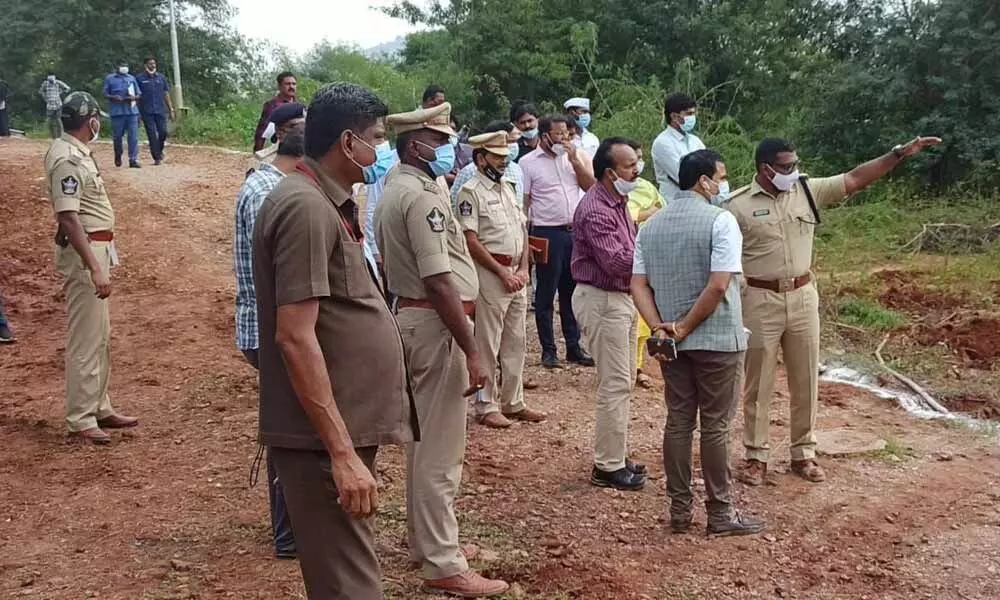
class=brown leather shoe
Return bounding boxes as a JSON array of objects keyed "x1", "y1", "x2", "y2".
[
  {"x1": 738, "y1": 459, "x2": 766, "y2": 486},
  {"x1": 502, "y1": 408, "x2": 547, "y2": 423},
  {"x1": 478, "y1": 412, "x2": 512, "y2": 429},
  {"x1": 791, "y1": 459, "x2": 826, "y2": 483},
  {"x1": 423, "y1": 570, "x2": 509, "y2": 598},
  {"x1": 71, "y1": 427, "x2": 111, "y2": 445},
  {"x1": 97, "y1": 414, "x2": 139, "y2": 429},
  {"x1": 636, "y1": 372, "x2": 654, "y2": 389},
  {"x1": 522, "y1": 379, "x2": 539, "y2": 390}
]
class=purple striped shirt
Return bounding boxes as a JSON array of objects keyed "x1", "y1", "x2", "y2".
[{"x1": 571, "y1": 182, "x2": 637, "y2": 292}]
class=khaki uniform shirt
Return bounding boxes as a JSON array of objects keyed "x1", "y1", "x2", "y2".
[
  {"x1": 253, "y1": 157, "x2": 416, "y2": 451},
  {"x1": 45, "y1": 134, "x2": 115, "y2": 231},
  {"x1": 375, "y1": 163, "x2": 479, "y2": 301},
  {"x1": 726, "y1": 175, "x2": 846, "y2": 280},
  {"x1": 455, "y1": 171, "x2": 525, "y2": 259}
]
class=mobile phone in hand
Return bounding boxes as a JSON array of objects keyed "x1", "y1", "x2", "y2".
[{"x1": 646, "y1": 337, "x2": 678, "y2": 361}]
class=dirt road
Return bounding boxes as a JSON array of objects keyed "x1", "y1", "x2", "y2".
[{"x1": 1, "y1": 138, "x2": 998, "y2": 599}]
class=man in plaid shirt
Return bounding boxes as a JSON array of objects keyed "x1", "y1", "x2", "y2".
[
  {"x1": 39, "y1": 74, "x2": 70, "y2": 139},
  {"x1": 233, "y1": 123, "x2": 304, "y2": 559}
]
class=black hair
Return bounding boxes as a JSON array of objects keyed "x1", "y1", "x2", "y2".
[
  {"x1": 538, "y1": 114, "x2": 569, "y2": 136},
  {"x1": 276, "y1": 71, "x2": 295, "y2": 85},
  {"x1": 510, "y1": 102, "x2": 539, "y2": 123},
  {"x1": 664, "y1": 92, "x2": 696, "y2": 121},
  {"x1": 755, "y1": 137, "x2": 796, "y2": 167},
  {"x1": 422, "y1": 84, "x2": 445, "y2": 103},
  {"x1": 277, "y1": 123, "x2": 305, "y2": 157},
  {"x1": 61, "y1": 113, "x2": 91, "y2": 132},
  {"x1": 679, "y1": 149, "x2": 723, "y2": 190},
  {"x1": 145, "y1": 56, "x2": 156, "y2": 64},
  {"x1": 396, "y1": 131, "x2": 417, "y2": 160},
  {"x1": 593, "y1": 137, "x2": 638, "y2": 180},
  {"x1": 304, "y1": 82, "x2": 389, "y2": 160},
  {"x1": 482, "y1": 120, "x2": 514, "y2": 134}
]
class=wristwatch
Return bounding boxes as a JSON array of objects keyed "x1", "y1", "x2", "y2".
[{"x1": 891, "y1": 144, "x2": 906, "y2": 159}]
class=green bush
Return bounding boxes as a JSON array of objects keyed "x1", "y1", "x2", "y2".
[{"x1": 837, "y1": 298, "x2": 906, "y2": 331}]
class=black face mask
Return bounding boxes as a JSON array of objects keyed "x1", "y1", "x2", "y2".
[{"x1": 484, "y1": 163, "x2": 503, "y2": 183}]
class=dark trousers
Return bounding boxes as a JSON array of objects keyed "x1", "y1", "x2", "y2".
[
  {"x1": 0, "y1": 108, "x2": 10, "y2": 136},
  {"x1": 661, "y1": 350, "x2": 745, "y2": 527},
  {"x1": 111, "y1": 115, "x2": 139, "y2": 163},
  {"x1": 532, "y1": 225, "x2": 581, "y2": 356},
  {"x1": 141, "y1": 112, "x2": 168, "y2": 160},
  {"x1": 272, "y1": 446, "x2": 383, "y2": 600},
  {"x1": 243, "y1": 349, "x2": 295, "y2": 554}
]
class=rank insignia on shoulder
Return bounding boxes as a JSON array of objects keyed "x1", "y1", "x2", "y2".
[
  {"x1": 423, "y1": 180, "x2": 439, "y2": 193},
  {"x1": 458, "y1": 199, "x2": 473, "y2": 217},
  {"x1": 753, "y1": 208, "x2": 771, "y2": 217},
  {"x1": 427, "y1": 206, "x2": 446, "y2": 232},
  {"x1": 61, "y1": 176, "x2": 80, "y2": 196}
]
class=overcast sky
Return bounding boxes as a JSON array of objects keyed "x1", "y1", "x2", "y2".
[{"x1": 231, "y1": 0, "x2": 427, "y2": 54}]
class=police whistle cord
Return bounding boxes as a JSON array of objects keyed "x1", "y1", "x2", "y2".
[{"x1": 875, "y1": 334, "x2": 950, "y2": 415}]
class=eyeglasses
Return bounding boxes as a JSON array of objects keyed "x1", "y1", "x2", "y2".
[{"x1": 770, "y1": 161, "x2": 800, "y2": 175}]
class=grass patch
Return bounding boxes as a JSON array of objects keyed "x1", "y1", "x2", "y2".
[
  {"x1": 874, "y1": 436, "x2": 915, "y2": 461},
  {"x1": 837, "y1": 298, "x2": 907, "y2": 330}
]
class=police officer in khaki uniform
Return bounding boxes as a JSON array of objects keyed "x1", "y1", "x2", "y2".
[
  {"x1": 374, "y1": 103, "x2": 510, "y2": 598},
  {"x1": 46, "y1": 91, "x2": 138, "y2": 445},
  {"x1": 455, "y1": 132, "x2": 545, "y2": 429},
  {"x1": 727, "y1": 135, "x2": 940, "y2": 485}
]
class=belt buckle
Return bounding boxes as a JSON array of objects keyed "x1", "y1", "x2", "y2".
[{"x1": 777, "y1": 278, "x2": 794, "y2": 293}]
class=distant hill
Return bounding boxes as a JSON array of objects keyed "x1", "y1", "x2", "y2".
[{"x1": 364, "y1": 36, "x2": 406, "y2": 59}]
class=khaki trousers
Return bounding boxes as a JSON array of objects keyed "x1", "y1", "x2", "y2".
[
  {"x1": 572, "y1": 284, "x2": 637, "y2": 472},
  {"x1": 742, "y1": 282, "x2": 820, "y2": 462},
  {"x1": 661, "y1": 350, "x2": 743, "y2": 526},
  {"x1": 397, "y1": 308, "x2": 470, "y2": 580},
  {"x1": 473, "y1": 266, "x2": 527, "y2": 416},
  {"x1": 271, "y1": 447, "x2": 382, "y2": 600},
  {"x1": 56, "y1": 243, "x2": 115, "y2": 432}
]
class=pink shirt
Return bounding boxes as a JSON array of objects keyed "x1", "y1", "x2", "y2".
[{"x1": 520, "y1": 148, "x2": 588, "y2": 226}]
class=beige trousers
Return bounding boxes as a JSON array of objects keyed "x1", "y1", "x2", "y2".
[
  {"x1": 56, "y1": 243, "x2": 116, "y2": 432},
  {"x1": 742, "y1": 282, "x2": 820, "y2": 462},
  {"x1": 398, "y1": 307, "x2": 470, "y2": 580},
  {"x1": 473, "y1": 266, "x2": 527, "y2": 416},
  {"x1": 572, "y1": 284, "x2": 637, "y2": 472}
]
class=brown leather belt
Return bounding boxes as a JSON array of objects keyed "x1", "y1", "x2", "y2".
[
  {"x1": 88, "y1": 230, "x2": 114, "y2": 242},
  {"x1": 747, "y1": 273, "x2": 812, "y2": 293},
  {"x1": 397, "y1": 297, "x2": 476, "y2": 317},
  {"x1": 490, "y1": 254, "x2": 515, "y2": 267}
]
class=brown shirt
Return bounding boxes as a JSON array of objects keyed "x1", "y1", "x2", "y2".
[
  {"x1": 374, "y1": 163, "x2": 479, "y2": 301},
  {"x1": 253, "y1": 157, "x2": 417, "y2": 451},
  {"x1": 455, "y1": 171, "x2": 525, "y2": 259},
  {"x1": 726, "y1": 175, "x2": 846, "y2": 280},
  {"x1": 45, "y1": 134, "x2": 115, "y2": 232}
]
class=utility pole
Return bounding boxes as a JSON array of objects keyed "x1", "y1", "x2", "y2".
[{"x1": 168, "y1": 0, "x2": 185, "y2": 112}]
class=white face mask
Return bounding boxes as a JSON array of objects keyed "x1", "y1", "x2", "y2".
[
  {"x1": 636, "y1": 160, "x2": 646, "y2": 174},
  {"x1": 612, "y1": 173, "x2": 639, "y2": 196},
  {"x1": 47, "y1": 75, "x2": 56, "y2": 83},
  {"x1": 712, "y1": 180, "x2": 731, "y2": 206},
  {"x1": 769, "y1": 166, "x2": 800, "y2": 192},
  {"x1": 118, "y1": 66, "x2": 129, "y2": 74},
  {"x1": 551, "y1": 143, "x2": 567, "y2": 157},
  {"x1": 88, "y1": 118, "x2": 101, "y2": 143}
]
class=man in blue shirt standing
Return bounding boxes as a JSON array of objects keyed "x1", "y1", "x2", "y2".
[
  {"x1": 136, "y1": 57, "x2": 175, "y2": 166},
  {"x1": 102, "y1": 60, "x2": 142, "y2": 168}
]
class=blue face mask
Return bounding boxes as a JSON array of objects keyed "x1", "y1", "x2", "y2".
[
  {"x1": 505, "y1": 143, "x2": 519, "y2": 164},
  {"x1": 521, "y1": 127, "x2": 539, "y2": 140},
  {"x1": 681, "y1": 114, "x2": 697, "y2": 133},
  {"x1": 418, "y1": 141, "x2": 456, "y2": 177},
  {"x1": 711, "y1": 180, "x2": 731, "y2": 206},
  {"x1": 351, "y1": 136, "x2": 394, "y2": 184},
  {"x1": 576, "y1": 113, "x2": 592, "y2": 129}
]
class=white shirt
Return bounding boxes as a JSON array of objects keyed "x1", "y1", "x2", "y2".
[
  {"x1": 580, "y1": 130, "x2": 600, "y2": 157},
  {"x1": 651, "y1": 127, "x2": 705, "y2": 201},
  {"x1": 633, "y1": 210, "x2": 742, "y2": 275}
]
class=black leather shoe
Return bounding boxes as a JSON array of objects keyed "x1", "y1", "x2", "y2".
[
  {"x1": 129, "y1": 161, "x2": 141, "y2": 168},
  {"x1": 707, "y1": 513, "x2": 766, "y2": 537},
  {"x1": 275, "y1": 548, "x2": 297, "y2": 560},
  {"x1": 114, "y1": 156, "x2": 123, "y2": 167},
  {"x1": 0, "y1": 324, "x2": 16, "y2": 343},
  {"x1": 566, "y1": 349, "x2": 595, "y2": 367},
  {"x1": 590, "y1": 466, "x2": 646, "y2": 491},
  {"x1": 541, "y1": 352, "x2": 561, "y2": 369},
  {"x1": 626, "y1": 458, "x2": 647, "y2": 475},
  {"x1": 670, "y1": 516, "x2": 694, "y2": 534}
]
